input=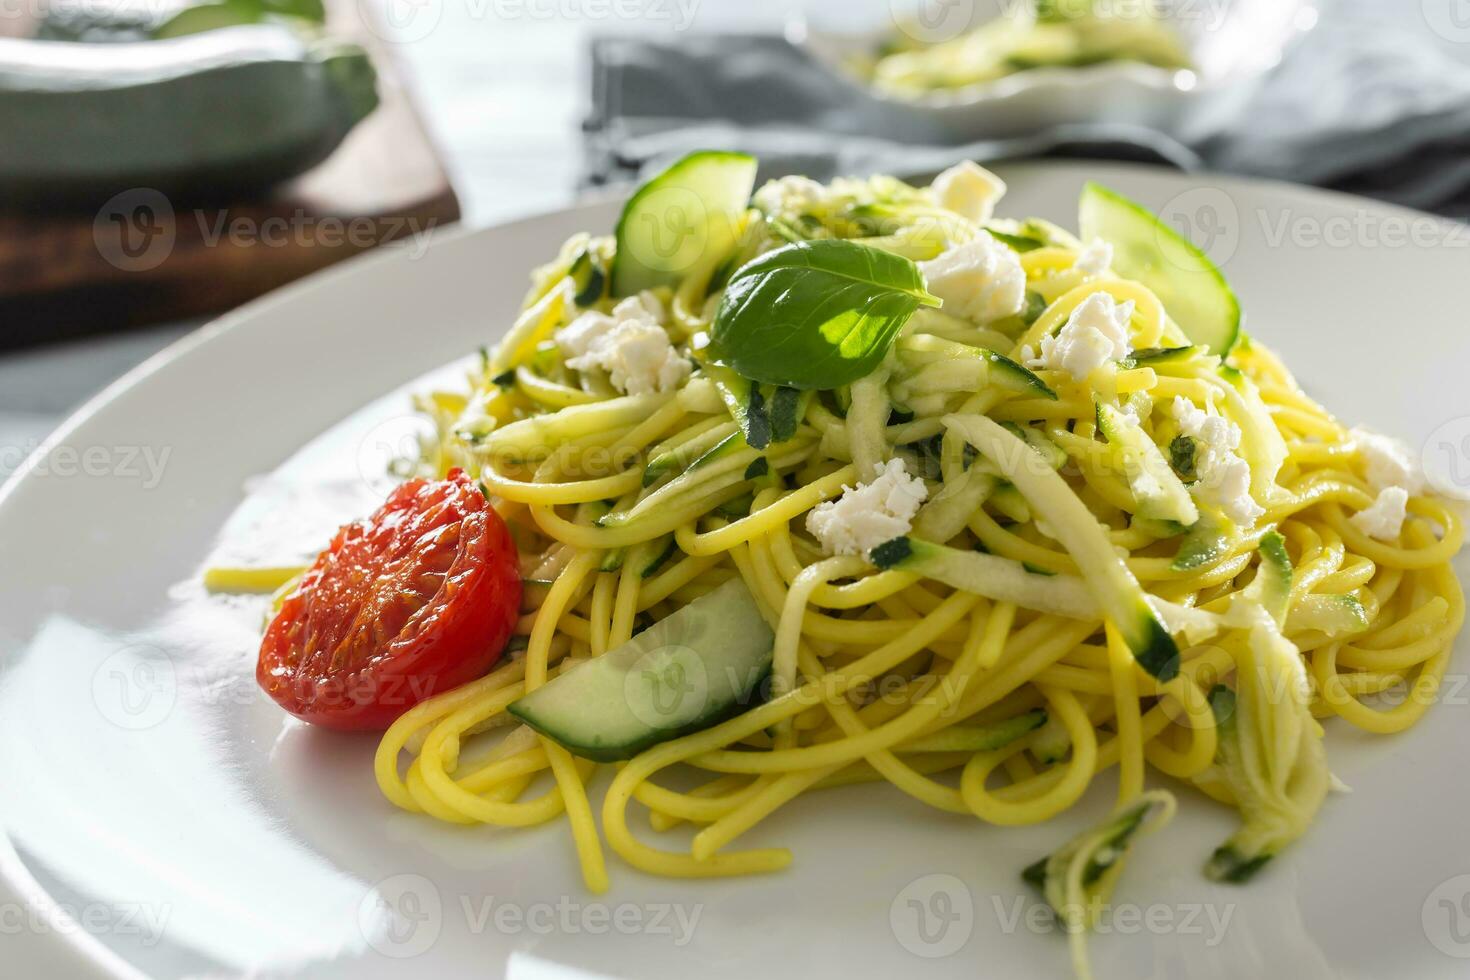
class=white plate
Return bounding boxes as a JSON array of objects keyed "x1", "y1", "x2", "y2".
[
  {"x1": 791, "y1": 0, "x2": 1318, "y2": 141},
  {"x1": 2, "y1": 161, "x2": 1469, "y2": 980}
]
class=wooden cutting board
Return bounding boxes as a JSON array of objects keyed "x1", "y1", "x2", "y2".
[{"x1": 0, "y1": 1, "x2": 460, "y2": 349}]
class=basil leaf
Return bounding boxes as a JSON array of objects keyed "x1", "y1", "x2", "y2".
[{"x1": 708, "y1": 239, "x2": 939, "y2": 391}]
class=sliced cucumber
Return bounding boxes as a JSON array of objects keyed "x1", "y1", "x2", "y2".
[
  {"x1": 508, "y1": 578, "x2": 774, "y2": 762},
  {"x1": 1286, "y1": 593, "x2": 1369, "y2": 637},
  {"x1": 944, "y1": 413, "x2": 1179, "y2": 679},
  {"x1": 870, "y1": 536, "x2": 1099, "y2": 620},
  {"x1": 1095, "y1": 401, "x2": 1199, "y2": 526},
  {"x1": 611, "y1": 151, "x2": 758, "y2": 297},
  {"x1": 1079, "y1": 182, "x2": 1240, "y2": 357}
]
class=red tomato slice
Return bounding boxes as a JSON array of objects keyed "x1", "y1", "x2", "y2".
[{"x1": 257, "y1": 469, "x2": 521, "y2": 731}]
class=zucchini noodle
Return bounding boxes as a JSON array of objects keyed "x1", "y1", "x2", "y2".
[{"x1": 355, "y1": 166, "x2": 1463, "y2": 970}]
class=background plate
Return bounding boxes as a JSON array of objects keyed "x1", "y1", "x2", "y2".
[{"x1": 2, "y1": 161, "x2": 1468, "y2": 980}]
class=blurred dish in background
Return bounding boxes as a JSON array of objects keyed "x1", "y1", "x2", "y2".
[
  {"x1": 791, "y1": 0, "x2": 1318, "y2": 140},
  {"x1": 865, "y1": 0, "x2": 1191, "y2": 97}
]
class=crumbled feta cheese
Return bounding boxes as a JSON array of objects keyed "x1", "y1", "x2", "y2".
[
  {"x1": 753, "y1": 175, "x2": 828, "y2": 217},
  {"x1": 918, "y1": 232, "x2": 1026, "y2": 324},
  {"x1": 807, "y1": 459, "x2": 929, "y2": 557},
  {"x1": 1072, "y1": 239, "x2": 1113, "y2": 277},
  {"x1": 1172, "y1": 396, "x2": 1264, "y2": 526},
  {"x1": 1027, "y1": 292, "x2": 1134, "y2": 381},
  {"x1": 930, "y1": 161, "x2": 1006, "y2": 224},
  {"x1": 1350, "y1": 486, "x2": 1410, "y2": 540},
  {"x1": 1349, "y1": 428, "x2": 1424, "y2": 494},
  {"x1": 555, "y1": 291, "x2": 690, "y2": 396}
]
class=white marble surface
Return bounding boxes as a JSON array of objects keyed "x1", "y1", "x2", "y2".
[{"x1": 1, "y1": 0, "x2": 1466, "y2": 477}]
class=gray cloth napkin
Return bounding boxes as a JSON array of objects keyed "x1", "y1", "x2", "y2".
[{"x1": 584, "y1": 4, "x2": 1470, "y2": 218}]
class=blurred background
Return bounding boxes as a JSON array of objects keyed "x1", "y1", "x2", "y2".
[{"x1": 2, "y1": 0, "x2": 1467, "y2": 481}]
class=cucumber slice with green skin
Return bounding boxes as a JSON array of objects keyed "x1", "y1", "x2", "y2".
[
  {"x1": 1172, "y1": 508, "x2": 1232, "y2": 572},
  {"x1": 900, "y1": 709, "x2": 1047, "y2": 753},
  {"x1": 1079, "y1": 182, "x2": 1241, "y2": 357},
  {"x1": 870, "y1": 536, "x2": 1100, "y2": 620},
  {"x1": 610, "y1": 151, "x2": 758, "y2": 298},
  {"x1": 1095, "y1": 401, "x2": 1199, "y2": 526},
  {"x1": 944, "y1": 413, "x2": 1180, "y2": 680},
  {"x1": 508, "y1": 578, "x2": 775, "y2": 762},
  {"x1": 1285, "y1": 593, "x2": 1369, "y2": 636}
]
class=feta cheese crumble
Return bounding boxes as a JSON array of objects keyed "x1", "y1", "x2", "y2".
[
  {"x1": 753, "y1": 175, "x2": 828, "y2": 218},
  {"x1": 555, "y1": 292, "x2": 690, "y2": 396},
  {"x1": 1349, "y1": 428, "x2": 1424, "y2": 494},
  {"x1": 1171, "y1": 396, "x2": 1265, "y2": 526},
  {"x1": 807, "y1": 459, "x2": 929, "y2": 557},
  {"x1": 1023, "y1": 292, "x2": 1134, "y2": 382},
  {"x1": 1072, "y1": 239, "x2": 1113, "y2": 277},
  {"x1": 1350, "y1": 486, "x2": 1410, "y2": 541},
  {"x1": 930, "y1": 161, "x2": 1006, "y2": 224},
  {"x1": 917, "y1": 232, "x2": 1026, "y2": 324}
]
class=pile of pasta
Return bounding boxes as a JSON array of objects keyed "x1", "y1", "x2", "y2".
[{"x1": 373, "y1": 183, "x2": 1465, "y2": 929}]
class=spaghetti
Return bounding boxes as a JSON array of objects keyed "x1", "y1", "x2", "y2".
[{"x1": 354, "y1": 163, "x2": 1464, "y2": 976}]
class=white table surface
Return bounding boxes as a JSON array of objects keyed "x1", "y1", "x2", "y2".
[{"x1": 0, "y1": 0, "x2": 1465, "y2": 478}]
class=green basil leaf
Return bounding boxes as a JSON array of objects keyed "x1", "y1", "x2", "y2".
[{"x1": 708, "y1": 239, "x2": 939, "y2": 391}]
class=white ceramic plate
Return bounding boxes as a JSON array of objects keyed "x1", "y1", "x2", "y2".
[
  {"x1": 791, "y1": 0, "x2": 1318, "y2": 141},
  {"x1": 3, "y1": 161, "x2": 1469, "y2": 980}
]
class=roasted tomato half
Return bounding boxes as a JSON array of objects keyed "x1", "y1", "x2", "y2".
[{"x1": 258, "y1": 469, "x2": 521, "y2": 731}]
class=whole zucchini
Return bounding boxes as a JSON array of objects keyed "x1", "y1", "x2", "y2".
[{"x1": 0, "y1": 24, "x2": 378, "y2": 203}]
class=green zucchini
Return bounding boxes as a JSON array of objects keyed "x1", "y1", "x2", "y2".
[
  {"x1": 568, "y1": 247, "x2": 608, "y2": 308},
  {"x1": 1095, "y1": 401, "x2": 1199, "y2": 526},
  {"x1": 870, "y1": 536, "x2": 1099, "y2": 620},
  {"x1": 900, "y1": 709, "x2": 1047, "y2": 753},
  {"x1": 508, "y1": 578, "x2": 774, "y2": 762},
  {"x1": 1172, "y1": 507, "x2": 1231, "y2": 572},
  {"x1": 944, "y1": 413, "x2": 1180, "y2": 679},
  {"x1": 0, "y1": 25, "x2": 377, "y2": 202},
  {"x1": 1285, "y1": 593, "x2": 1369, "y2": 637}
]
